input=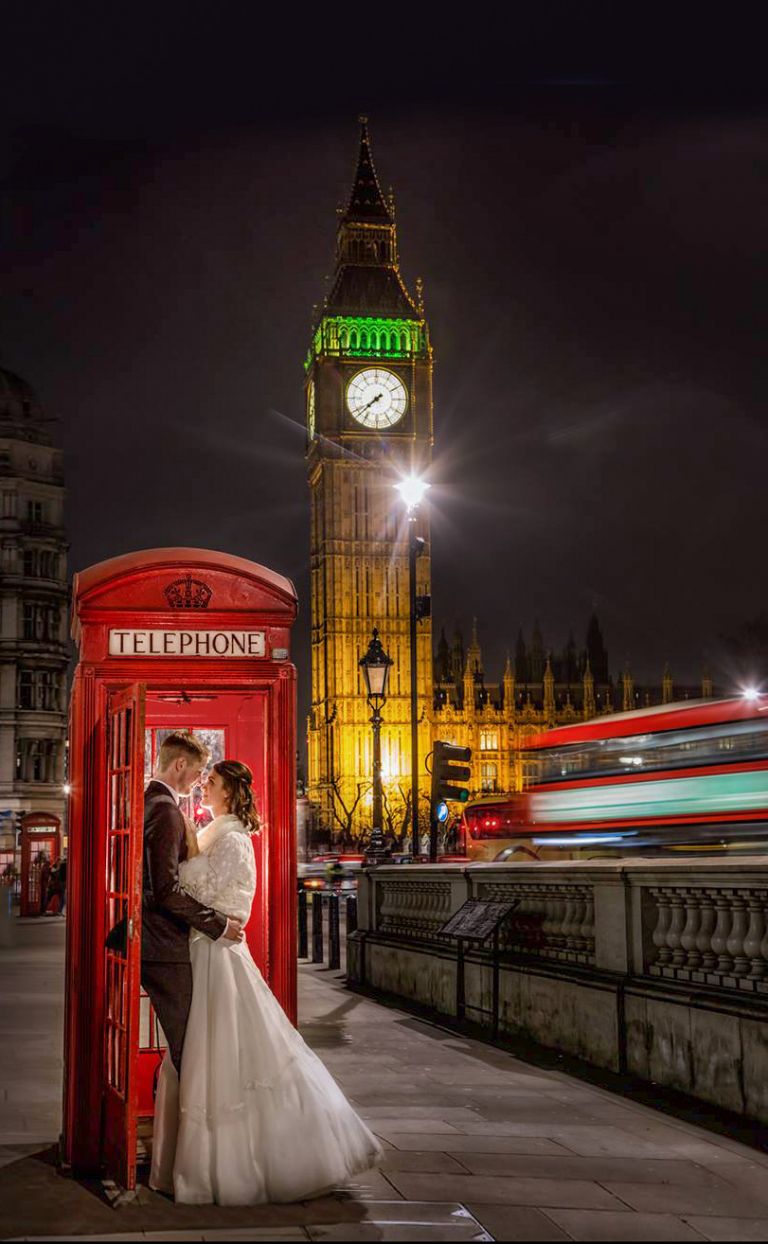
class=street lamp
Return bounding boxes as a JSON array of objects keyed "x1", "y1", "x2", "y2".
[
  {"x1": 394, "y1": 475, "x2": 430, "y2": 859},
  {"x1": 359, "y1": 628, "x2": 393, "y2": 863}
]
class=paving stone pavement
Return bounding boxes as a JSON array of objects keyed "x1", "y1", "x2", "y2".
[{"x1": 2, "y1": 918, "x2": 768, "y2": 1241}]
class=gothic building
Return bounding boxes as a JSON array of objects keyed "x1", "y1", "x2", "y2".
[
  {"x1": 0, "y1": 367, "x2": 68, "y2": 862},
  {"x1": 433, "y1": 615, "x2": 713, "y2": 794}
]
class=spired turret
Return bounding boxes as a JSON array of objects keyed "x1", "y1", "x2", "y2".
[
  {"x1": 503, "y1": 652, "x2": 515, "y2": 719},
  {"x1": 583, "y1": 659, "x2": 596, "y2": 719},
  {"x1": 585, "y1": 612, "x2": 609, "y2": 683},
  {"x1": 327, "y1": 118, "x2": 420, "y2": 320},
  {"x1": 529, "y1": 620, "x2": 545, "y2": 683},
  {"x1": 466, "y1": 616, "x2": 483, "y2": 678},
  {"x1": 543, "y1": 656, "x2": 556, "y2": 723},
  {"x1": 622, "y1": 662, "x2": 635, "y2": 712},
  {"x1": 662, "y1": 662, "x2": 674, "y2": 704}
]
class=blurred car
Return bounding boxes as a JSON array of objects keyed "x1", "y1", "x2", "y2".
[
  {"x1": 360, "y1": 851, "x2": 470, "y2": 865},
  {"x1": 297, "y1": 853, "x2": 364, "y2": 894}
]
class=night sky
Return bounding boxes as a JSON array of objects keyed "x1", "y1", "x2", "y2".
[{"x1": 2, "y1": 5, "x2": 766, "y2": 732}]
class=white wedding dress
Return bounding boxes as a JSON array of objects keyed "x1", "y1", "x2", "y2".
[{"x1": 149, "y1": 813, "x2": 383, "y2": 1205}]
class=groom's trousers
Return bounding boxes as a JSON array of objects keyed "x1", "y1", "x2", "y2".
[{"x1": 141, "y1": 961, "x2": 193, "y2": 1075}]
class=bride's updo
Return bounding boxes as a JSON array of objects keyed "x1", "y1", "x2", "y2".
[{"x1": 214, "y1": 760, "x2": 261, "y2": 834}]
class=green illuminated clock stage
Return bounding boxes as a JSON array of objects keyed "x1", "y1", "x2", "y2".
[
  {"x1": 307, "y1": 379, "x2": 316, "y2": 438},
  {"x1": 346, "y1": 367, "x2": 408, "y2": 429}
]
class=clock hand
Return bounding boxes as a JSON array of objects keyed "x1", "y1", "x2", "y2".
[{"x1": 357, "y1": 392, "x2": 384, "y2": 417}]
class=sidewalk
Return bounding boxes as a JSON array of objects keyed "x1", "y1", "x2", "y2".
[{"x1": 3, "y1": 920, "x2": 768, "y2": 1241}]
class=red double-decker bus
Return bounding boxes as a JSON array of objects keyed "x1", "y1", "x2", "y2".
[{"x1": 463, "y1": 696, "x2": 768, "y2": 862}]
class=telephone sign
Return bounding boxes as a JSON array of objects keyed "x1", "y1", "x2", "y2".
[{"x1": 108, "y1": 629, "x2": 266, "y2": 657}]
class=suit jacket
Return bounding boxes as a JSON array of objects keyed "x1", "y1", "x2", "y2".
[{"x1": 141, "y1": 780, "x2": 227, "y2": 962}]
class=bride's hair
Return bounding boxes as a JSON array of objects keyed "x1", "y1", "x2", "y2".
[{"x1": 213, "y1": 760, "x2": 261, "y2": 834}]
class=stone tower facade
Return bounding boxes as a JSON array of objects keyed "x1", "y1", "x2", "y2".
[
  {"x1": 306, "y1": 120, "x2": 433, "y2": 839},
  {"x1": 0, "y1": 367, "x2": 68, "y2": 858}
]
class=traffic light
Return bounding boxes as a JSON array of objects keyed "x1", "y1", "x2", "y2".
[{"x1": 431, "y1": 740, "x2": 472, "y2": 811}]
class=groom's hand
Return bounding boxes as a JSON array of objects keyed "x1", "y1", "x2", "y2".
[{"x1": 222, "y1": 917, "x2": 245, "y2": 942}]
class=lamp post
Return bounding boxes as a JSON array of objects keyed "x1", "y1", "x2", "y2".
[
  {"x1": 394, "y1": 476, "x2": 430, "y2": 859},
  {"x1": 358, "y1": 628, "x2": 393, "y2": 863}
]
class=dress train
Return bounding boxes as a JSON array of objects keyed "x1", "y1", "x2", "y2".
[{"x1": 151, "y1": 930, "x2": 383, "y2": 1204}]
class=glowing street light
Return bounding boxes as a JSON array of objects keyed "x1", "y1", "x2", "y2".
[{"x1": 394, "y1": 475, "x2": 430, "y2": 512}]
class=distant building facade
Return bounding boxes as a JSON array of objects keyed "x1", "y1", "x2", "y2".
[
  {"x1": 433, "y1": 615, "x2": 713, "y2": 795},
  {"x1": 0, "y1": 367, "x2": 68, "y2": 866}
]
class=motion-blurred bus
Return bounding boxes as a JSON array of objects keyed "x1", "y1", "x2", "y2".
[{"x1": 463, "y1": 696, "x2": 768, "y2": 861}]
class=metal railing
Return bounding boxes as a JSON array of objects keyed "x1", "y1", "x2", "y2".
[{"x1": 297, "y1": 890, "x2": 358, "y2": 971}]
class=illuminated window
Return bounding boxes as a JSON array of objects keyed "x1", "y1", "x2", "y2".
[
  {"x1": 480, "y1": 729, "x2": 499, "y2": 751},
  {"x1": 481, "y1": 762, "x2": 497, "y2": 792}
]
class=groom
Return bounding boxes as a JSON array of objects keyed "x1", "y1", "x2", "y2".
[{"x1": 142, "y1": 730, "x2": 244, "y2": 1073}]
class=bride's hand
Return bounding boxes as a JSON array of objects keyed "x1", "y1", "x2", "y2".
[{"x1": 183, "y1": 815, "x2": 200, "y2": 858}]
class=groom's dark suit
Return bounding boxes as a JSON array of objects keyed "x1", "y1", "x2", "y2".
[{"x1": 141, "y1": 780, "x2": 227, "y2": 1072}]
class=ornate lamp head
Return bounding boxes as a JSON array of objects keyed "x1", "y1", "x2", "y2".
[{"x1": 359, "y1": 627, "x2": 393, "y2": 704}]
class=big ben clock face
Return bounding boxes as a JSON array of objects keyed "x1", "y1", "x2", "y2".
[
  {"x1": 307, "y1": 379, "x2": 316, "y2": 438},
  {"x1": 346, "y1": 368, "x2": 408, "y2": 429}
]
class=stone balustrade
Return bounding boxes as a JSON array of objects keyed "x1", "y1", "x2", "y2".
[
  {"x1": 645, "y1": 883, "x2": 768, "y2": 993},
  {"x1": 348, "y1": 857, "x2": 768, "y2": 1125},
  {"x1": 476, "y1": 879, "x2": 596, "y2": 966},
  {"x1": 376, "y1": 877, "x2": 455, "y2": 941}
]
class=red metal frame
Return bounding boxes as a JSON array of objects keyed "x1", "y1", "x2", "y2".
[
  {"x1": 62, "y1": 548, "x2": 297, "y2": 1186},
  {"x1": 102, "y1": 685, "x2": 145, "y2": 1190},
  {"x1": 19, "y1": 813, "x2": 61, "y2": 917}
]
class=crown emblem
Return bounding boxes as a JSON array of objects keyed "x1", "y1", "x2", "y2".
[{"x1": 163, "y1": 576, "x2": 212, "y2": 609}]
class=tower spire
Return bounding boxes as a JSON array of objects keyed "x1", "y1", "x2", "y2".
[{"x1": 343, "y1": 117, "x2": 393, "y2": 223}]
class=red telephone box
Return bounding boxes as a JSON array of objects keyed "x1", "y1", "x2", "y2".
[
  {"x1": 19, "y1": 813, "x2": 61, "y2": 917},
  {"x1": 62, "y1": 548, "x2": 298, "y2": 1187}
]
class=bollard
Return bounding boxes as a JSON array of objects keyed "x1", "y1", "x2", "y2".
[
  {"x1": 297, "y1": 888, "x2": 308, "y2": 958},
  {"x1": 0, "y1": 884, "x2": 13, "y2": 948},
  {"x1": 346, "y1": 893, "x2": 358, "y2": 935},
  {"x1": 328, "y1": 893, "x2": 341, "y2": 970},
  {"x1": 311, "y1": 892, "x2": 324, "y2": 963}
]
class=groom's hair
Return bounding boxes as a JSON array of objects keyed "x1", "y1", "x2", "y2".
[{"x1": 157, "y1": 731, "x2": 209, "y2": 771}]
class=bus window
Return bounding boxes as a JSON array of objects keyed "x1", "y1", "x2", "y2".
[{"x1": 532, "y1": 719, "x2": 768, "y2": 784}]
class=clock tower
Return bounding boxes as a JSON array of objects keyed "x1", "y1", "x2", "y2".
[{"x1": 306, "y1": 119, "x2": 433, "y2": 841}]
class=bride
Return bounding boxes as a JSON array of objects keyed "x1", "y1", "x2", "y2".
[{"x1": 150, "y1": 758, "x2": 383, "y2": 1205}]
